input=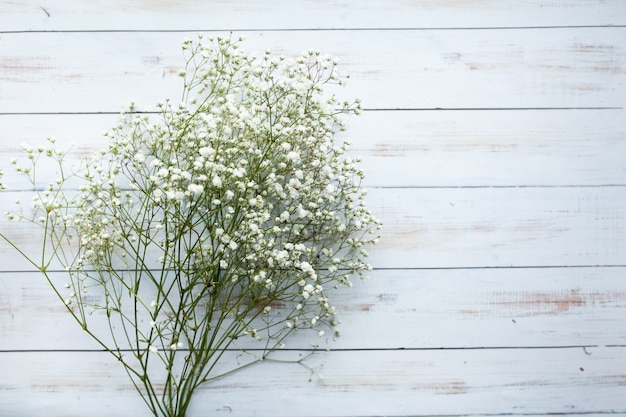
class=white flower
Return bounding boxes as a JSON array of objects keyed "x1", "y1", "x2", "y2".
[
  {"x1": 286, "y1": 151, "x2": 300, "y2": 162},
  {"x1": 187, "y1": 183, "x2": 204, "y2": 194},
  {"x1": 300, "y1": 262, "x2": 314, "y2": 274},
  {"x1": 297, "y1": 206, "x2": 309, "y2": 219},
  {"x1": 212, "y1": 175, "x2": 222, "y2": 187},
  {"x1": 149, "y1": 345, "x2": 158, "y2": 353},
  {"x1": 274, "y1": 250, "x2": 288, "y2": 263},
  {"x1": 199, "y1": 146, "x2": 213, "y2": 157}
]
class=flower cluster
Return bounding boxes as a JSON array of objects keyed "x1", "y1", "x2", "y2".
[{"x1": 1, "y1": 35, "x2": 380, "y2": 417}]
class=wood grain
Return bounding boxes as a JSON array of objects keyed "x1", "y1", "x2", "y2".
[
  {"x1": 2, "y1": 186, "x2": 625, "y2": 271},
  {"x1": 1, "y1": 1, "x2": 625, "y2": 416},
  {"x1": 1, "y1": 267, "x2": 625, "y2": 351},
  {"x1": 2, "y1": 109, "x2": 626, "y2": 187},
  {"x1": 2, "y1": 0, "x2": 625, "y2": 31},
  {"x1": 1, "y1": 348, "x2": 624, "y2": 416},
  {"x1": 1, "y1": 28, "x2": 624, "y2": 113}
]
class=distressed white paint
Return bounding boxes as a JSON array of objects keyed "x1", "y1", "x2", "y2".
[
  {"x1": 2, "y1": 348, "x2": 624, "y2": 416},
  {"x1": 2, "y1": 187, "x2": 626, "y2": 271},
  {"x1": 2, "y1": 0, "x2": 626, "y2": 31},
  {"x1": 2, "y1": 109, "x2": 626, "y2": 187},
  {"x1": 1, "y1": 1, "x2": 625, "y2": 417},
  {"x1": 2, "y1": 268, "x2": 626, "y2": 350},
  {"x1": 2, "y1": 29, "x2": 625, "y2": 113}
]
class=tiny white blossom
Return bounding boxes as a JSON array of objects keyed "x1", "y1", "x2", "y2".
[
  {"x1": 187, "y1": 183, "x2": 204, "y2": 194},
  {"x1": 286, "y1": 151, "x2": 300, "y2": 162},
  {"x1": 300, "y1": 262, "x2": 314, "y2": 274}
]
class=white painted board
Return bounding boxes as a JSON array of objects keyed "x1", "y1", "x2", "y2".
[{"x1": 1, "y1": 1, "x2": 625, "y2": 416}]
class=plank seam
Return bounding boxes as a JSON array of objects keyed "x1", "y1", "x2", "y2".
[
  {"x1": 2, "y1": 25, "x2": 626, "y2": 34},
  {"x1": 370, "y1": 185, "x2": 626, "y2": 189},
  {"x1": 3, "y1": 344, "x2": 625, "y2": 353},
  {"x1": 3, "y1": 265, "x2": 626, "y2": 275},
  {"x1": 0, "y1": 107, "x2": 622, "y2": 116}
]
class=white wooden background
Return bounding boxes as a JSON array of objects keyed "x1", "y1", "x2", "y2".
[{"x1": 1, "y1": 1, "x2": 626, "y2": 416}]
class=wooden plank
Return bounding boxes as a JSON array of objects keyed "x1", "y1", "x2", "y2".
[
  {"x1": 1, "y1": 186, "x2": 625, "y2": 270},
  {"x1": 0, "y1": 5, "x2": 624, "y2": 417},
  {"x1": 1, "y1": 28, "x2": 625, "y2": 113},
  {"x1": 2, "y1": 0, "x2": 625, "y2": 31},
  {"x1": 371, "y1": 186, "x2": 626, "y2": 269},
  {"x1": 350, "y1": 109, "x2": 626, "y2": 187},
  {"x1": 1, "y1": 268, "x2": 625, "y2": 351},
  {"x1": 1, "y1": 108, "x2": 625, "y2": 187},
  {"x1": 1, "y1": 347, "x2": 624, "y2": 416}
]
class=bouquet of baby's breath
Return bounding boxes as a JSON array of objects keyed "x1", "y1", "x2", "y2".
[{"x1": 0, "y1": 35, "x2": 380, "y2": 417}]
